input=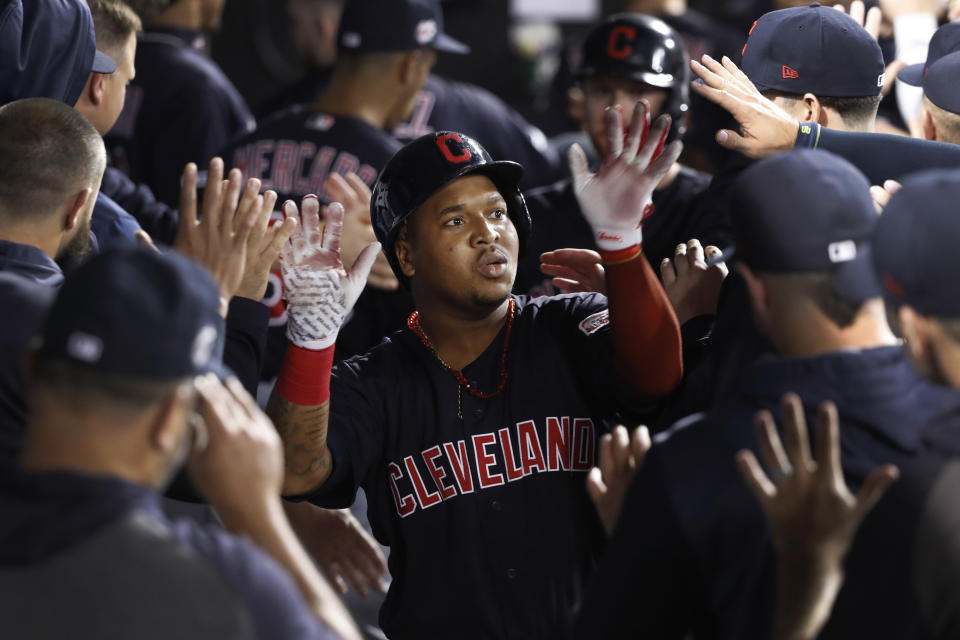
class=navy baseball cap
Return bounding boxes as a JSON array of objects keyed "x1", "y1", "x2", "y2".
[
  {"x1": 338, "y1": 0, "x2": 469, "y2": 55},
  {"x1": 0, "y1": 0, "x2": 116, "y2": 107},
  {"x1": 899, "y1": 22, "x2": 960, "y2": 87},
  {"x1": 728, "y1": 149, "x2": 879, "y2": 301},
  {"x1": 921, "y1": 51, "x2": 960, "y2": 115},
  {"x1": 859, "y1": 169, "x2": 960, "y2": 318},
  {"x1": 38, "y1": 247, "x2": 226, "y2": 380},
  {"x1": 741, "y1": 3, "x2": 885, "y2": 97}
]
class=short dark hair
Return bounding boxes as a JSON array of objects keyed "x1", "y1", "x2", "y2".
[
  {"x1": 764, "y1": 90, "x2": 882, "y2": 129},
  {"x1": 87, "y1": 0, "x2": 143, "y2": 54},
  {"x1": 0, "y1": 98, "x2": 105, "y2": 221},
  {"x1": 33, "y1": 353, "x2": 187, "y2": 412},
  {"x1": 768, "y1": 272, "x2": 863, "y2": 328}
]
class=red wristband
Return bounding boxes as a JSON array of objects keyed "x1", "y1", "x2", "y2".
[
  {"x1": 274, "y1": 343, "x2": 335, "y2": 406},
  {"x1": 599, "y1": 245, "x2": 643, "y2": 265}
]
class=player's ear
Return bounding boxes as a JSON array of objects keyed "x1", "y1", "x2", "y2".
[
  {"x1": 922, "y1": 106, "x2": 938, "y2": 142},
  {"x1": 802, "y1": 93, "x2": 822, "y2": 126},
  {"x1": 738, "y1": 264, "x2": 771, "y2": 315},
  {"x1": 82, "y1": 72, "x2": 107, "y2": 108},
  {"x1": 395, "y1": 238, "x2": 416, "y2": 278},
  {"x1": 150, "y1": 383, "x2": 193, "y2": 455},
  {"x1": 398, "y1": 50, "x2": 420, "y2": 85},
  {"x1": 898, "y1": 305, "x2": 929, "y2": 364},
  {"x1": 62, "y1": 187, "x2": 93, "y2": 231}
]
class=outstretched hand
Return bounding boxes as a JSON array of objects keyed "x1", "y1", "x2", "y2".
[
  {"x1": 738, "y1": 394, "x2": 898, "y2": 557},
  {"x1": 325, "y1": 172, "x2": 398, "y2": 291},
  {"x1": 284, "y1": 502, "x2": 388, "y2": 597},
  {"x1": 279, "y1": 196, "x2": 381, "y2": 350},
  {"x1": 833, "y1": 1, "x2": 882, "y2": 39},
  {"x1": 737, "y1": 393, "x2": 899, "y2": 640},
  {"x1": 569, "y1": 100, "x2": 683, "y2": 251},
  {"x1": 236, "y1": 189, "x2": 298, "y2": 301},
  {"x1": 176, "y1": 158, "x2": 259, "y2": 315},
  {"x1": 690, "y1": 54, "x2": 801, "y2": 158},
  {"x1": 660, "y1": 239, "x2": 728, "y2": 325},
  {"x1": 540, "y1": 248, "x2": 606, "y2": 295},
  {"x1": 586, "y1": 425, "x2": 651, "y2": 536}
]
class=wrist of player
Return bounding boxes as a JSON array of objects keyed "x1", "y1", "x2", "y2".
[
  {"x1": 275, "y1": 341, "x2": 335, "y2": 406},
  {"x1": 285, "y1": 308, "x2": 340, "y2": 350},
  {"x1": 592, "y1": 223, "x2": 642, "y2": 252}
]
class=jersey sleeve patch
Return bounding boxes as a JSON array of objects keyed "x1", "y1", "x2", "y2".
[{"x1": 578, "y1": 309, "x2": 609, "y2": 336}]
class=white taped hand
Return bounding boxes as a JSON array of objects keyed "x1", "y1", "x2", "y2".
[
  {"x1": 280, "y1": 196, "x2": 381, "y2": 350},
  {"x1": 570, "y1": 101, "x2": 683, "y2": 251}
]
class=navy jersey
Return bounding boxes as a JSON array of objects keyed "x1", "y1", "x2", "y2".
[
  {"x1": 516, "y1": 167, "x2": 723, "y2": 296},
  {"x1": 575, "y1": 346, "x2": 954, "y2": 640},
  {"x1": 394, "y1": 75, "x2": 564, "y2": 189},
  {"x1": 308, "y1": 293, "x2": 639, "y2": 639},
  {"x1": 219, "y1": 107, "x2": 412, "y2": 375},
  {"x1": 259, "y1": 73, "x2": 564, "y2": 190},
  {"x1": 0, "y1": 468, "x2": 331, "y2": 639},
  {"x1": 107, "y1": 28, "x2": 255, "y2": 208},
  {"x1": 221, "y1": 106, "x2": 397, "y2": 205},
  {"x1": 90, "y1": 192, "x2": 142, "y2": 250},
  {"x1": 821, "y1": 393, "x2": 960, "y2": 640}
]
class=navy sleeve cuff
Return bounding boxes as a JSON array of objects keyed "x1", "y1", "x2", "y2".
[{"x1": 795, "y1": 122, "x2": 821, "y2": 149}]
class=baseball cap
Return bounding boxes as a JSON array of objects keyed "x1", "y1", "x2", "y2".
[
  {"x1": 37, "y1": 247, "x2": 227, "y2": 380},
  {"x1": 920, "y1": 51, "x2": 960, "y2": 116},
  {"x1": 728, "y1": 149, "x2": 879, "y2": 301},
  {"x1": 0, "y1": 0, "x2": 116, "y2": 107},
  {"x1": 899, "y1": 22, "x2": 960, "y2": 87},
  {"x1": 338, "y1": 0, "x2": 469, "y2": 55},
  {"x1": 857, "y1": 168, "x2": 960, "y2": 318},
  {"x1": 741, "y1": 2, "x2": 884, "y2": 97}
]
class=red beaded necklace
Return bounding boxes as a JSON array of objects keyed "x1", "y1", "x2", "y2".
[{"x1": 408, "y1": 299, "x2": 516, "y2": 417}]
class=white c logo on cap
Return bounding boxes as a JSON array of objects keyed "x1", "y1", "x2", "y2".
[
  {"x1": 416, "y1": 20, "x2": 437, "y2": 45},
  {"x1": 191, "y1": 324, "x2": 218, "y2": 368},
  {"x1": 828, "y1": 240, "x2": 857, "y2": 263}
]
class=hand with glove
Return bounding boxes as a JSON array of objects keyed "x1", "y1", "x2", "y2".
[
  {"x1": 568, "y1": 100, "x2": 683, "y2": 254},
  {"x1": 279, "y1": 195, "x2": 382, "y2": 351}
]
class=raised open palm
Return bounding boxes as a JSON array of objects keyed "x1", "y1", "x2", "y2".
[
  {"x1": 280, "y1": 195, "x2": 380, "y2": 350},
  {"x1": 569, "y1": 100, "x2": 683, "y2": 251}
]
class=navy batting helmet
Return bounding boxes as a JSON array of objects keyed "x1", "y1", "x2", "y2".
[
  {"x1": 577, "y1": 13, "x2": 690, "y2": 141},
  {"x1": 371, "y1": 131, "x2": 532, "y2": 285}
]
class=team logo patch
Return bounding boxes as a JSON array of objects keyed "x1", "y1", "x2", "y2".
[
  {"x1": 415, "y1": 20, "x2": 437, "y2": 45},
  {"x1": 578, "y1": 310, "x2": 609, "y2": 335},
  {"x1": 828, "y1": 240, "x2": 857, "y2": 263},
  {"x1": 67, "y1": 332, "x2": 103, "y2": 363},
  {"x1": 306, "y1": 114, "x2": 335, "y2": 131},
  {"x1": 191, "y1": 324, "x2": 219, "y2": 368}
]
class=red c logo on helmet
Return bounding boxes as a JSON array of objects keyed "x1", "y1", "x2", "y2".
[
  {"x1": 436, "y1": 134, "x2": 471, "y2": 163},
  {"x1": 606, "y1": 26, "x2": 636, "y2": 60}
]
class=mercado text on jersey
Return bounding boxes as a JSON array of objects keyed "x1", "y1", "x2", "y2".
[
  {"x1": 220, "y1": 106, "x2": 401, "y2": 207},
  {"x1": 311, "y1": 293, "x2": 643, "y2": 639}
]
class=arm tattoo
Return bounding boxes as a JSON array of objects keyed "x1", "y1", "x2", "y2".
[{"x1": 266, "y1": 392, "x2": 333, "y2": 494}]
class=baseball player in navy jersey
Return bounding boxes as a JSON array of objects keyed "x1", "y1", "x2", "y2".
[
  {"x1": 221, "y1": 0, "x2": 468, "y2": 375},
  {"x1": 265, "y1": 103, "x2": 684, "y2": 637},
  {"x1": 517, "y1": 13, "x2": 731, "y2": 298}
]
